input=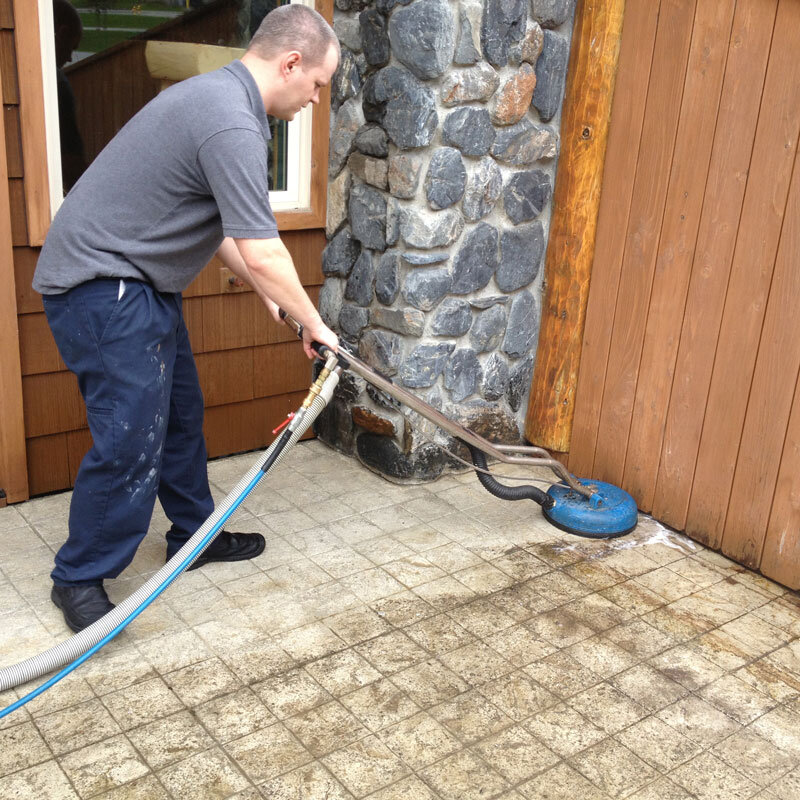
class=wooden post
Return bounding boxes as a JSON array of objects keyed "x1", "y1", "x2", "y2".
[
  {"x1": 525, "y1": 0, "x2": 626, "y2": 453},
  {"x1": 13, "y1": 0, "x2": 51, "y2": 246},
  {"x1": 0, "y1": 56, "x2": 29, "y2": 503}
]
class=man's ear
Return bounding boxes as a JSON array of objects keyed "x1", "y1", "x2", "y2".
[{"x1": 282, "y1": 51, "x2": 303, "y2": 77}]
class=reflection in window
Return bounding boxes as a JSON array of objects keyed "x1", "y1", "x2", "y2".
[{"x1": 55, "y1": 0, "x2": 294, "y2": 194}]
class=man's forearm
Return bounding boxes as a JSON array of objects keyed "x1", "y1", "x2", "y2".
[
  {"x1": 215, "y1": 237, "x2": 269, "y2": 302},
  {"x1": 231, "y1": 237, "x2": 324, "y2": 331}
]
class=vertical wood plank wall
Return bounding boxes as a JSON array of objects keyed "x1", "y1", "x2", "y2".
[
  {"x1": 1, "y1": 0, "x2": 329, "y2": 500},
  {"x1": 569, "y1": 0, "x2": 800, "y2": 589}
]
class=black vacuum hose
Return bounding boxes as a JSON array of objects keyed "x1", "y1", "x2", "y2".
[{"x1": 466, "y1": 444, "x2": 554, "y2": 509}]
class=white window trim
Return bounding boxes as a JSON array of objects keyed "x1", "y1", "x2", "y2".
[
  {"x1": 38, "y1": 0, "x2": 64, "y2": 218},
  {"x1": 268, "y1": 0, "x2": 313, "y2": 212},
  {"x1": 37, "y1": 0, "x2": 315, "y2": 216}
]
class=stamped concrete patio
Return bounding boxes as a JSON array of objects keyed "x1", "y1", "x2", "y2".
[{"x1": 1, "y1": 440, "x2": 799, "y2": 799}]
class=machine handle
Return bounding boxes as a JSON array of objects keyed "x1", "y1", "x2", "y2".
[{"x1": 278, "y1": 309, "x2": 333, "y2": 359}]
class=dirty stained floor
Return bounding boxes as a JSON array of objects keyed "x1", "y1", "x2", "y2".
[{"x1": 1, "y1": 440, "x2": 800, "y2": 800}]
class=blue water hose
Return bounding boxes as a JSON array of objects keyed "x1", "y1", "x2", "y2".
[{"x1": 0, "y1": 470, "x2": 263, "y2": 721}]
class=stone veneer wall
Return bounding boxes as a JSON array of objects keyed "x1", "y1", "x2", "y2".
[{"x1": 316, "y1": 0, "x2": 576, "y2": 481}]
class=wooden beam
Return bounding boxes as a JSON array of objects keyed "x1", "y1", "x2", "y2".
[
  {"x1": 144, "y1": 40, "x2": 245, "y2": 83},
  {"x1": 524, "y1": 0, "x2": 626, "y2": 452},
  {"x1": 12, "y1": 0, "x2": 51, "y2": 245},
  {"x1": 0, "y1": 53, "x2": 29, "y2": 503}
]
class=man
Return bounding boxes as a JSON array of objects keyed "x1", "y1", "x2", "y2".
[
  {"x1": 33, "y1": 4, "x2": 340, "y2": 633},
  {"x1": 52, "y1": 0, "x2": 87, "y2": 191}
]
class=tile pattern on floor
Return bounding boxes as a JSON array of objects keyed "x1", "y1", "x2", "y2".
[{"x1": 1, "y1": 440, "x2": 799, "y2": 799}]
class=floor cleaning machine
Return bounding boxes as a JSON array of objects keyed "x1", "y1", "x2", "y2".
[{"x1": 0, "y1": 314, "x2": 638, "y2": 719}]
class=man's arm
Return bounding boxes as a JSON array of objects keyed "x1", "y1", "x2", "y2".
[
  {"x1": 215, "y1": 236, "x2": 338, "y2": 359},
  {"x1": 215, "y1": 237, "x2": 281, "y2": 320}
]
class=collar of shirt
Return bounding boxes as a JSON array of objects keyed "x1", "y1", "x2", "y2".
[{"x1": 224, "y1": 60, "x2": 272, "y2": 141}]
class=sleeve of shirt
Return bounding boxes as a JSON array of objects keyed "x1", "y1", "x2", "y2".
[{"x1": 197, "y1": 127, "x2": 279, "y2": 239}]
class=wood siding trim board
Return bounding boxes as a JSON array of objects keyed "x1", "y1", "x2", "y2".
[
  {"x1": 12, "y1": 0, "x2": 50, "y2": 246},
  {"x1": 525, "y1": 0, "x2": 626, "y2": 454},
  {"x1": 0, "y1": 51, "x2": 28, "y2": 502}
]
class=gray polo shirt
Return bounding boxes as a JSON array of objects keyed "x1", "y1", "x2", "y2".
[{"x1": 34, "y1": 60, "x2": 279, "y2": 295}]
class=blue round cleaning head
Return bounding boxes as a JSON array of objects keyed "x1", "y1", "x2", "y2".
[{"x1": 543, "y1": 479, "x2": 638, "y2": 538}]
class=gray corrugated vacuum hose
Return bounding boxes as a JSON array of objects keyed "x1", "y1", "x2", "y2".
[{"x1": 0, "y1": 366, "x2": 340, "y2": 692}]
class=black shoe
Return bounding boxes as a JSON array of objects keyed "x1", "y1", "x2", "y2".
[
  {"x1": 166, "y1": 530, "x2": 266, "y2": 571},
  {"x1": 51, "y1": 584, "x2": 115, "y2": 633}
]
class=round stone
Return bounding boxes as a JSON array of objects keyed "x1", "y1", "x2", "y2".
[
  {"x1": 470, "y1": 304, "x2": 507, "y2": 352},
  {"x1": 401, "y1": 343, "x2": 456, "y2": 388},
  {"x1": 354, "y1": 124, "x2": 389, "y2": 158},
  {"x1": 451, "y1": 222, "x2": 499, "y2": 294},
  {"x1": 442, "y1": 107, "x2": 496, "y2": 157},
  {"x1": 497, "y1": 222, "x2": 545, "y2": 292},
  {"x1": 432, "y1": 298, "x2": 472, "y2": 336},
  {"x1": 444, "y1": 348, "x2": 482, "y2": 402},
  {"x1": 482, "y1": 352, "x2": 510, "y2": 400},
  {"x1": 359, "y1": 8, "x2": 390, "y2": 67},
  {"x1": 363, "y1": 66, "x2": 438, "y2": 149},
  {"x1": 344, "y1": 250, "x2": 375, "y2": 307},
  {"x1": 403, "y1": 266, "x2": 453, "y2": 311},
  {"x1": 425, "y1": 147, "x2": 467, "y2": 210},
  {"x1": 400, "y1": 208, "x2": 464, "y2": 249},
  {"x1": 533, "y1": 30, "x2": 571, "y2": 122},
  {"x1": 322, "y1": 228, "x2": 361, "y2": 277},
  {"x1": 503, "y1": 170, "x2": 552, "y2": 224},
  {"x1": 502, "y1": 291, "x2": 539, "y2": 358},
  {"x1": 375, "y1": 252, "x2": 400, "y2": 305},
  {"x1": 481, "y1": 0, "x2": 527, "y2": 68},
  {"x1": 389, "y1": 0, "x2": 455, "y2": 80},
  {"x1": 349, "y1": 182, "x2": 387, "y2": 251},
  {"x1": 462, "y1": 156, "x2": 503, "y2": 221},
  {"x1": 491, "y1": 117, "x2": 558, "y2": 165}
]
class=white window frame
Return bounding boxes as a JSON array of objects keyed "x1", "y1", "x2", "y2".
[
  {"x1": 37, "y1": 0, "x2": 315, "y2": 217},
  {"x1": 268, "y1": 0, "x2": 313, "y2": 212},
  {"x1": 38, "y1": 0, "x2": 64, "y2": 218}
]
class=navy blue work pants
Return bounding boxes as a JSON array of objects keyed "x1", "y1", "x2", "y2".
[{"x1": 42, "y1": 279, "x2": 214, "y2": 586}]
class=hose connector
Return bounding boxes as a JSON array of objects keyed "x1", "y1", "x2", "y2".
[{"x1": 300, "y1": 352, "x2": 340, "y2": 409}]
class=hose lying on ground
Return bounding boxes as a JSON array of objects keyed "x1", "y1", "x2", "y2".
[{"x1": 0, "y1": 367, "x2": 340, "y2": 704}]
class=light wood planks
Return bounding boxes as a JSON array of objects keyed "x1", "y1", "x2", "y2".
[
  {"x1": 761, "y1": 375, "x2": 800, "y2": 590},
  {"x1": 524, "y1": 0, "x2": 626, "y2": 452},
  {"x1": 568, "y1": 0, "x2": 800, "y2": 586},
  {"x1": 0, "y1": 51, "x2": 28, "y2": 502},
  {"x1": 622, "y1": 0, "x2": 737, "y2": 509},
  {"x1": 686, "y1": 0, "x2": 800, "y2": 549},
  {"x1": 722, "y1": 143, "x2": 800, "y2": 569},
  {"x1": 568, "y1": 0, "x2": 660, "y2": 479},
  {"x1": 12, "y1": 0, "x2": 50, "y2": 245},
  {"x1": 592, "y1": 0, "x2": 698, "y2": 490},
  {"x1": 652, "y1": 0, "x2": 779, "y2": 530}
]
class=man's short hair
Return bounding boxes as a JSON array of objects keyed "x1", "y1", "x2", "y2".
[
  {"x1": 53, "y1": 0, "x2": 81, "y2": 32},
  {"x1": 248, "y1": 4, "x2": 339, "y2": 66}
]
